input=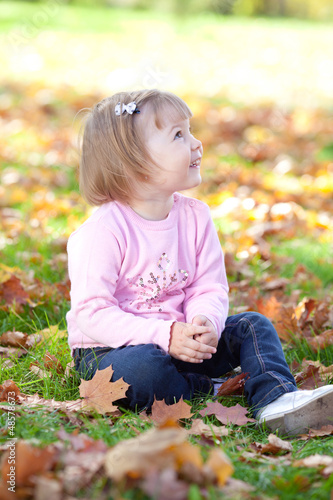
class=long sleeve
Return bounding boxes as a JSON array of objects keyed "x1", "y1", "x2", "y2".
[
  {"x1": 182, "y1": 203, "x2": 229, "y2": 337},
  {"x1": 66, "y1": 194, "x2": 230, "y2": 354},
  {"x1": 67, "y1": 219, "x2": 174, "y2": 353}
]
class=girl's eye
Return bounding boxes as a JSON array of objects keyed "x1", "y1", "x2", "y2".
[{"x1": 174, "y1": 130, "x2": 182, "y2": 139}]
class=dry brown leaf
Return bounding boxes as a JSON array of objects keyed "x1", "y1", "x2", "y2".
[
  {"x1": 38, "y1": 325, "x2": 67, "y2": 342},
  {"x1": 205, "y1": 448, "x2": 234, "y2": 486},
  {"x1": 79, "y1": 365, "x2": 129, "y2": 414},
  {"x1": 34, "y1": 476, "x2": 62, "y2": 500},
  {"x1": 0, "y1": 346, "x2": 26, "y2": 360},
  {"x1": 294, "y1": 362, "x2": 325, "y2": 389},
  {"x1": 0, "y1": 331, "x2": 41, "y2": 349},
  {"x1": 141, "y1": 468, "x2": 189, "y2": 500},
  {"x1": 29, "y1": 364, "x2": 51, "y2": 380},
  {"x1": 0, "y1": 275, "x2": 31, "y2": 310},
  {"x1": 293, "y1": 454, "x2": 333, "y2": 469},
  {"x1": 30, "y1": 351, "x2": 64, "y2": 376},
  {"x1": 299, "y1": 424, "x2": 333, "y2": 440},
  {"x1": 261, "y1": 277, "x2": 289, "y2": 291},
  {"x1": 1, "y1": 440, "x2": 58, "y2": 487},
  {"x1": 312, "y1": 301, "x2": 331, "y2": 332},
  {"x1": 294, "y1": 297, "x2": 317, "y2": 328},
  {"x1": 0, "y1": 331, "x2": 29, "y2": 348},
  {"x1": 150, "y1": 397, "x2": 193, "y2": 424},
  {"x1": 0, "y1": 392, "x2": 85, "y2": 414},
  {"x1": 187, "y1": 419, "x2": 229, "y2": 437},
  {"x1": 253, "y1": 433, "x2": 293, "y2": 454},
  {"x1": 0, "y1": 379, "x2": 20, "y2": 402},
  {"x1": 292, "y1": 359, "x2": 333, "y2": 380},
  {"x1": 216, "y1": 372, "x2": 249, "y2": 396},
  {"x1": 256, "y1": 296, "x2": 300, "y2": 342},
  {"x1": 105, "y1": 422, "x2": 234, "y2": 485},
  {"x1": 105, "y1": 424, "x2": 187, "y2": 481},
  {"x1": 222, "y1": 477, "x2": 255, "y2": 496},
  {"x1": 199, "y1": 402, "x2": 255, "y2": 426},
  {"x1": 307, "y1": 329, "x2": 333, "y2": 352}
]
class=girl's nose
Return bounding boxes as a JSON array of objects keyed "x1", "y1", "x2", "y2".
[{"x1": 191, "y1": 135, "x2": 202, "y2": 151}]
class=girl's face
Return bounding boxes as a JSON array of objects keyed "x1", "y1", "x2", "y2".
[{"x1": 143, "y1": 107, "x2": 203, "y2": 197}]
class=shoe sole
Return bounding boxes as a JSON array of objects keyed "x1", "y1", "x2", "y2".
[{"x1": 259, "y1": 388, "x2": 333, "y2": 436}]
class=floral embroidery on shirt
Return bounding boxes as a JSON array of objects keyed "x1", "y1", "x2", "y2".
[{"x1": 125, "y1": 253, "x2": 189, "y2": 311}]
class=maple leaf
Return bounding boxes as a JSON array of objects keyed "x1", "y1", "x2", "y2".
[
  {"x1": 150, "y1": 397, "x2": 193, "y2": 424},
  {"x1": 199, "y1": 401, "x2": 255, "y2": 426},
  {"x1": 79, "y1": 365, "x2": 129, "y2": 414},
  {"x1": 216, "y1": 372, "x2": 249, "y2": 397}
]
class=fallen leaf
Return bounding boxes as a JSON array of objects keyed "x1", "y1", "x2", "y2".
[
  {"x1": 216, "y1": 372, "x2": 249, "y2": 396},
  {"x1": 151, "y1": 397, "x2": 193, "y2": 425},
  {"x1": 187, "y1": 419, "x2": 229, "y2": 437},
  {"x1": 0, "y1": 346, "x2": 26, "y2": 359},
  {"x1": 299, "y1": 425, "x2": 333, "y2": 440},
  {"x1": 38, "y1": 324, "x2": 67, "y2": 342},
  {"x1": 293, "y1": 454, "x2": 333, "y2": 469},
  {"x1": 105, "y1": 422, "x2": 234, "y2": 485},
  {"x1": 0, "y1": 331, "x2": 41, "y2": 349},
  {"x1": 79, "y1": 365, "x2": 129, "y2": 414},
  {"x1": 29, "y1": 364, "x2": 51, "y2": 380},
  {"x1": 307, "y1": 329, "x2": 333, "y2": 352},
  {"x1": 141, "y1": 468, "x2": 189, "y2": 500},
  {"x1": 30, "y1": 351, "x2": 64, "y2": 376},
  {"x1": 294, "y1": 362, "x2": 324, "y2": 389},
  {"x1": 256, "y1": 296, "x2": 300, "y2": 342},
  {"x1": 252, "y1": 433, "x2": 293, "y2": 454},
  {"x1": 294, "y1": 297, "x2": 316, "y2": 328},
  {"x1": 0, "y1": 331, "x2": 29, "y2": 348},
  {"x1": 199, "y1": 402, "x2": 256, "y2": 426},
  {"x1": 204, "y1": 448, "x2": 234, "y2": 486},
  {"x1": 34, "y1": 477, "x2": 62, "y2": 500},
  {"x1": 0, "y1": 379, "x2": 20, "y2": 402},
  {"x1": 1, "y1": 440, "x2": 58, "y2": 487},
  {"x1": 105, "y1": 424, "x2": 187, "y2": 481},
  {"x1": 0, "y1": 275, "x2": 31, "y2": 310}
]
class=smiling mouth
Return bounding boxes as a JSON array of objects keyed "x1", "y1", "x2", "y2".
[{"x1": 189, "y1": 158, "x2": 201, "y2": 168}]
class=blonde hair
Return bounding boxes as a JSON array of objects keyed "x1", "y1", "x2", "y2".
[{"x1": 78, "y1": 89, "x2": 192, "y2": 206}]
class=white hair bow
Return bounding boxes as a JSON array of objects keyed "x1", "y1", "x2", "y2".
[{"x1": 115, "y1": 101, "x2": 140, "y2": 116}]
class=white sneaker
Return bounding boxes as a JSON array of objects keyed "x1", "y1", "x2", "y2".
[{"x1": 257, "y1": 385, "x2": 333, "y2": 436}]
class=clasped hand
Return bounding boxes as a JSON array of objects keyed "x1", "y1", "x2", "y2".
[{"x1": 168, "y1": 315, "x2": 218, "y2": 364}]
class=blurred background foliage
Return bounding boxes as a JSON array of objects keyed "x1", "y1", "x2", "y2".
[{"x1": 12, "y1": 0, "x2": 333, "y2": 20}]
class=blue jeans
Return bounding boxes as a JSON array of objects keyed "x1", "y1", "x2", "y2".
[{"x1": 73, "y1": 312, "x2": 297, "y2": 416}]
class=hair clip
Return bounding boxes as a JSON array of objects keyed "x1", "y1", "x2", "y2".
[{"x1": 115, "y1": 101, "x2": 140, "y2": 116}]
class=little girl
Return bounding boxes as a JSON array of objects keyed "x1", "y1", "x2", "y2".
[{"x1": 67, "y1": 89, "x2": 333, "y2": 435}]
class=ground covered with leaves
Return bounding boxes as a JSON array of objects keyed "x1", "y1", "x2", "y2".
[{"x1": 0, "y1": 82, "x2": 333, "y2": 499}]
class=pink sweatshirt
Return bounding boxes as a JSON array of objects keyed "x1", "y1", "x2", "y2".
[{"x1": 66, "y1": 192, "x2": 229, "y2": 354}]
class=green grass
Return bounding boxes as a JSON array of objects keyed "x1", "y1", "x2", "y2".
[
  {"x1": 1, "y1": 301, "x2": 332, "y2": 498},
  {"x1": 272, "y1": 238, "x2": 333, "y2": 288}
]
